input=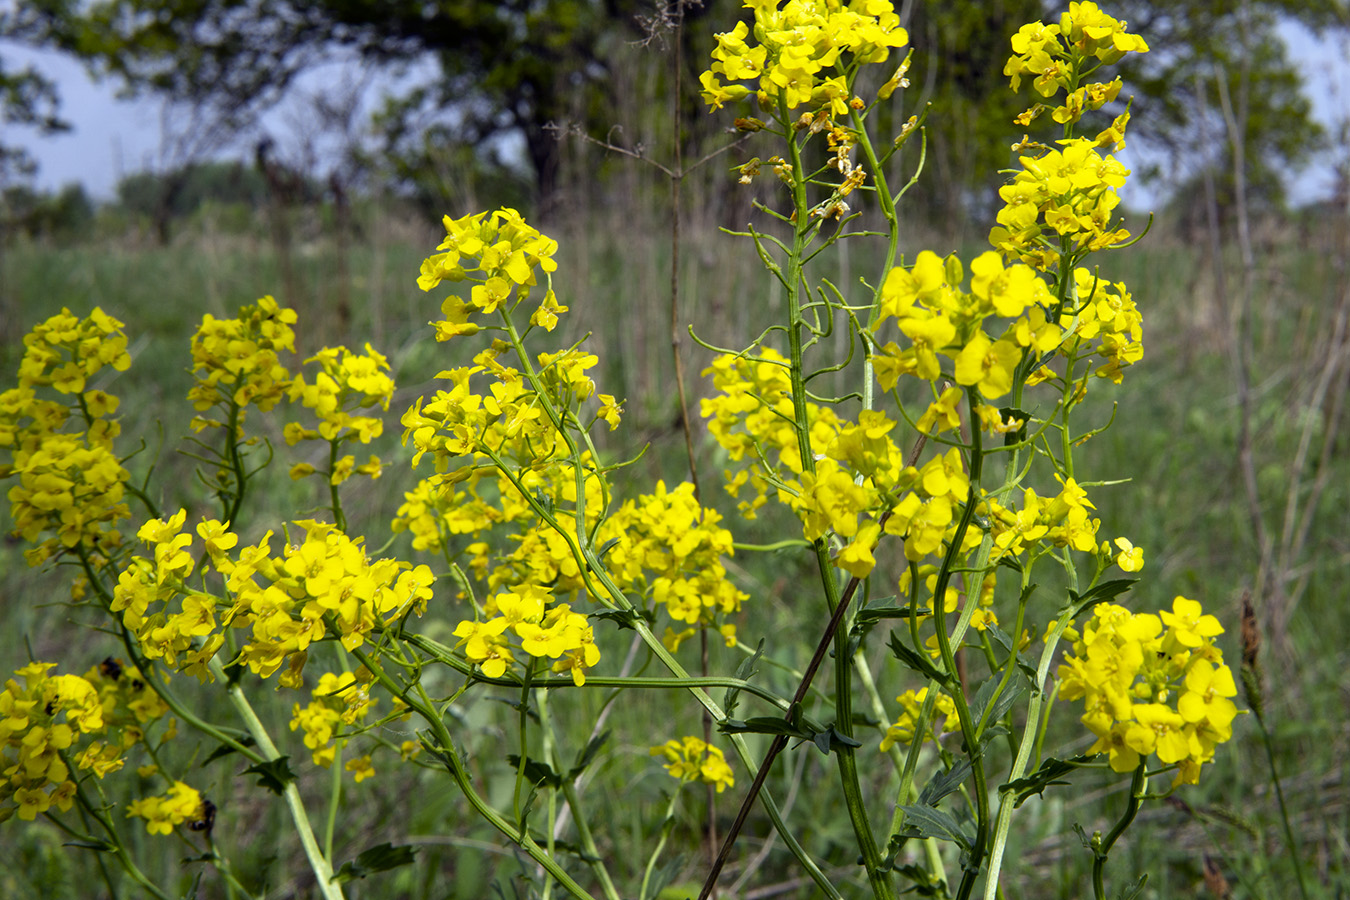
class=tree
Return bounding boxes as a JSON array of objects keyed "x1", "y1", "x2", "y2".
[
  {"x1": 0, "y1": 51, "x2": 66, "y2": 191},
  {"x1": 7, "y1": 0, "x2": 668, "y2": 215},
  {"x1": 1110, "y1": 0, "x2": 1345, "y2": 214}
]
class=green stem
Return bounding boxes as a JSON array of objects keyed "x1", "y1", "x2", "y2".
[
  {"x1": 351, "y1": 646, "x2": 602, "y2": 900},
  {"x1": 1091, "y1": 763, "x2": 1147, "y2": 900},
  {"x1": 60, "y1": 767, "x2": 175, "y2": 900},
  {"x1": 327, "y1": 437, "x2": 347, "y2": 533},
  {"x1": 639, "y1": 789, "x2": 683, "y2": 900},
  {"x1": 928, "y1": 391, "x2": 990, "y2": 900},
  {"x1": 983, "y1": 604, "x2": 1078, "y2": 900},
  {"x1": 207, "y1": 657, "x2": 344, "y2": 900},
  {"x1": 1253, "y1": 709, "x2": 1310, "y2": 900},
  {"x1": 779, "y1": 93, "x2": 893, "y2": 900},
  {"x1": 491, "y1": 276, "x2": 840, "y2": 899}
]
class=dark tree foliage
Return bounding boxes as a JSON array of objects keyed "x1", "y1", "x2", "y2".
[
  {"x1": 1111, "y1": 0, "x2": 1345, "y2": 212},
  {"x1": 3, "y1": 0, "x2": 1346, "y2": 225},
  {"x1": 0, "y1": 53, "x2": 67, "y2": 189},
  {"x1": 8, "y1": 0, "x2": 679, "y2": 214}
]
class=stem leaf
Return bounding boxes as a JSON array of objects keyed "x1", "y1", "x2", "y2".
[
  {"x1": 887, "y1": 630, "x2": 953, "y2": 687},
  {"x1": 1000, "y1": 754, "x2": 1097, "y2": 808},
  {"x1": 332, "y1": 842, "x2": 418, "y2": 883},
  {"x1": 894, "y1": 804, "x2": 973, "y2": 852},
  {"x1": 241, "y1": 756, "x2": 297, "y2": 795}
]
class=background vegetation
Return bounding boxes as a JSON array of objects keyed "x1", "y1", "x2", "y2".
[{"x1": 1, "y1": 0, "x2": 1348, "y2": 897}]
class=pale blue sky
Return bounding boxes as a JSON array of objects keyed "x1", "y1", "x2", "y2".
[{"x1": 5, "y1": 21, "x2": 1347, "y2": 208}]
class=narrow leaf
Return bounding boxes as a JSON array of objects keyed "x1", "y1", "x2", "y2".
[
  {"x1": 332, "y1": 843, "x2": 418, "y2": 883},
  {"x1": 888, "y1": 631, "x2": 951, "y2": 686},
  {"x1": 1065, "y1": 579, "x2": 1137, "y2": 618},
  {"x1": 918, "y1": 758, "x2": 973, "y2": 807},
  {"x1": 895, "y1": 804, "x2": 972, "y2": 851},
  {"x1": 568, "y1": 730, "x2": 611, "y2": 781},
  {"x1": 1001, "y1": 754, "x2": 1096, "y2": 808},
  {"x1": 506, "y1": 754, "x2": 562, "y2": 788},
  {"x1": 242, "y1": 757, "x2": 297, "y2": 795}
]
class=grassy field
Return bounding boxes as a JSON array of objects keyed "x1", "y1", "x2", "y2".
[{"x1": 1, "y1": 198, "x2": 1347, "y2": 899}]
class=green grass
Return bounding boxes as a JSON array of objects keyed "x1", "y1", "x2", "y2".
[{"x1": 1, "y1": 202, "x2": 1347, "y2": 899}]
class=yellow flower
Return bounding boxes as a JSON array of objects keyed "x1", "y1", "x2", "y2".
[
  {"x1": 954, "y1": 333, "x2": 1021, "y2": 399},
  {"x1": 345, "y1": 754, "x2": 376, "y2": 783},
  {"x1": 650, "y1": 736, "x2": 734, "y2": 792},
  {"x1": 1111, "y1": 536, "x2": 1143, "y2": 572}
]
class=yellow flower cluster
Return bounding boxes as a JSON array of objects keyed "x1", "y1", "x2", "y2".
[
  {"x1": 989, "y1": 139, "x2": 1132, "y2": 269},
  {"x1": 112, "y1": 513, "x2": 434, "y2": 686},
  {"x1": 289, "y1": 671, "x2": 377, "y2": 771},
  {"x1": 879, "y1": 686, "x2": 957, "y2": 752},
  {"x1": 418, "y1": 207, "x2": 559, "y2": 325},
  {"x1": 1, "y1": 663, "x2": 103, "y2": 822},
  {"x1": 1, "y1": 657, "x2": 174, "y2": 824},
  {"x1": 701, "y1": 348, "x2": 844, "y2": 517},
  {"x1": 1060, "y1": 269, "x2": 1142, "y2": 383},
  {"x1": 994, "y1": 3, "x2": 1146, "y2": 270},
  {"x1": 0, "y1": 308, "x2": 132, "y2": 566},
  {"x1": 872, "y1": 249, "x2": 1060, "y2": 402},
  {"x1": 14, "y1": 307, "x2": 132, "y2": 394},
  {"x1": 454, "y1": 582, "x2": 600, "y2": 686},
  {"x1": 649, "y1": 736, "x2": 735, "y2": 793},
  {"x1": 286, "y1": 343, "x2": 394, "y2": 484},
  {"x1": 402, "y1": 346, "x2": 612, "y2": 471},
  {"x1": 1057, "y1": 598, "x2": 1238, "y2": 786},
  {"x1": 391, "y1": 473, "x2": 500, "y2": 552},
  {"x1": 600, "y1": 480, "x2": 745, "y2": 647},
  {"x1": 402, "y1": 211, "x2": 749, "y2": 682},
  {"x1": 700, "y1": 0, "x2": 908, "y2": 113},
  {"x1": 187, "y1": 296, "x2": 296, "y2": 433},
  {"x1": 1005, "y1": 2, "x2": 1148, "y2": 101},
  {"x1": 125, "y1": 780, "x2": 205, "y2": 835},
  {"x1": 701, "y1": 347, "x2": 982, "y2": 576},
  {"x1": 980, "y1": 477, "x2": 1103, "y2": 561}
]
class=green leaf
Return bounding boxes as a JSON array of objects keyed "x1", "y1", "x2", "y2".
[
  {"x1": 918, "y1": 759, "x2": 972, "y2": 807},
  {"x1": 895, "y1": 804, "x2": 972, "y2": 851},
  {"x1": 332, "y1": 843, "x2": 418, "y2": 883},
  {"x1": 62, "y1": 838, "x2": 114, "y2": 852},
  {"x1": 201, "y1": 734, "x2": 256, "y2": 767},
  {"x1": 720, "y1": 715, "x2": 807, "y2": 740},
  {"x1": 888, "y1": 631, "x2": 952, "y2": 686},
  {"x1": 588, "y1": 607, "x2": 654, "y2": 631},
  {"x1": 643, "y1": 856, "x2": 685, "y2": 900},
  {"x1": 506, "y1": 754, "x2": 562, "y2": 788},
  {"x1": 983, "y1": 623, "x2": 1039, "y2": 683},
  {"x1": 1000, "y1": 754, "x2": 1097, "y2": 808},
  {"x1": 568, "y1": 730, "x2": 610, "y2": 781},
  {"x1": 1116, "y1": 874, "x2": 1148, "y2": 900},
  {"x1": 724, "y1": 639, "x2": 765, "y2": 719},
  {"x1": 890, "y1": 862, "x2": 946, "y2": 895},
  {"x1": 972, "y1": 670, "x2": 1027, "y2": 733},
  {"x1": 594, "y1": 536, "x2": 621, "y2": 562},
  {"x1": 1065, "y1": 579, "x2": 1137, "y2": 618},
  {"x1": 851, "y1": 597, "x2": 901, "y2": 626},
  {"x1": 810, "y1": 726, "x2": 862, "y2": 755},
  {"x1": 242, "y1": 757, "x2": 297, "y2": 795}
]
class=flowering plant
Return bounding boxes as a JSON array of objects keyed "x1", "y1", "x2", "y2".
[{"x1": 0, "y1": 4, "x2": 1238, "y2": 899}]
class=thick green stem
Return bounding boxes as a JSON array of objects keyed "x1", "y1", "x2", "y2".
[
  {"x1": 927, "y1": 392, "x2": 990, "y2": 900},
  {"x1": 777, "y1": 94, "x2": 894, "y2": 900},
  {"x1": 207, "y1": 658, "x2": 344, "y2": 900}
]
